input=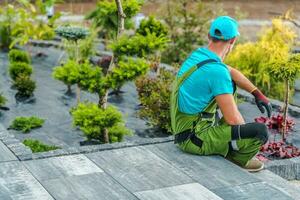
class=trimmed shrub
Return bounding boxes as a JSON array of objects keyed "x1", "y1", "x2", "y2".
[
  {"x1": 71, "y1": 102, "x2": 131, "y2": 142},
  {"x1": 136, "y1": 16, "x2": 168, "y2": 37},
  {"x1": 106, "y1": 58, "x2": 150, "y2": 90},
  {"x1": 135, "y1": 68, "x2": 174, "y2": 133},
  {"x1": 8, "y1": 49, "x2": 30, "y2": 64},
  {"x1": 76, "y1": 60, "x2": 105, "y2": 95},
  {"x1": 14, "y1": 75, "x2": 36, "y2": 98},
  {"x1": 9, "y1": 62, "x2": 33, "y2": 81},
  {"x1": 0, "y1": 93, "x2": 7, "y2": 107},
  {"x1": 108, "y1": 123, "x2": 132, "y2": 143},
  {"x1": 23, "y1": 139, "x2": 60, "y2": 153},
  {"x1": 110, "y1": 33, "x2": 169, "y2": 57},
  {"x1": 9, "y1": 116, "x2": 45, "y2": 133},
  {"x1": 55, "y1": 26, "x2": 90, "y2": 41},
  {"x1": 52, "y1": 59, "x2": 80, "y2": 92}
]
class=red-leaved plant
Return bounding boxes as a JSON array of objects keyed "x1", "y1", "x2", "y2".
[
  {"x1": 255, "y1": 114, "x2": 295, "y2": 134},
  {"x1": 255, "y1": 113, "x2": 300, "y2": 160}
]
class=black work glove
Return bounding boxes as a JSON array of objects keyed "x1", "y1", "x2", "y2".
[{"x1": 251, "y1": 88, "x2": 272, "y2": 118}]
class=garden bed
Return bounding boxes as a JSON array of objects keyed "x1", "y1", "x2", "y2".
[{"x1": 0, "y1": 45, "x2": 171, "y2": 160}]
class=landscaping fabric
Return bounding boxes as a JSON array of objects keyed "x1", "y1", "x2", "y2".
[{"x1": 0, "y1": 46, "x2": 167, "y2": 149}]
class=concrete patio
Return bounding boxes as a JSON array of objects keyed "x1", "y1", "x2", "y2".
[{"x1": 1, "y1": 137, "x2": 300, "y2": 199}]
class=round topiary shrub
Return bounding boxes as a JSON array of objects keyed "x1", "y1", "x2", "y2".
[
  {"x1": 136, "y1": 16, "x2": 168, "y2": 37},
  {"x1": 55, "y1": 26, "x2": 90, "y2": 41},
  {"x1": 52, "y1": 59, "x2": 80, "y2": 94},
  {"x1": 71, "y1": 102, "x2": 131, "y2": 143},
  {"x1": 13, "y1": 75, "x2": 36, "y2": 98},
  {"x1": 9, "y1": 62, "x2": 33, "y2": 81},
  {"x1": 8, "y1": 49, "x2": 30, "y2": 64},
  {"x1": 106, "y1": 57, "x2": 150, "y2": 90}
]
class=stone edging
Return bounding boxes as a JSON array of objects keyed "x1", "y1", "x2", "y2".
[
  {"x1": 0, "y1": 123, "x2": 174, "y2": 161},
  {"x1": 265, "y1": 157, "x2": 300, "y2": 180}
]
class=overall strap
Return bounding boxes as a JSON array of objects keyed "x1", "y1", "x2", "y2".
[
  {"x1": 192, "y1": 59, "x2": 219, "y2": 130},
  {"x1": 196, "y1": 59, "x2": 218, "y2": 69},
  {"x1": 176, "y1": 59, "x2": 218, "y2": 88}
]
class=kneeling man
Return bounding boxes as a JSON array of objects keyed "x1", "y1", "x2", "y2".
[{"x1": 170, "y1": 16, "x2": 272, "y2": 172}]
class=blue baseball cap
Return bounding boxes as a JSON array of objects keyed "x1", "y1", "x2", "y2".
[{"x1": 209, "y1": 16, "x2": 240, "y2": 40}]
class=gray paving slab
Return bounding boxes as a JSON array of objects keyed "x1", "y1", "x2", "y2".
[
  {"x1": 0, "y1": 140, "x2": 17, "y2": 162},
  {"x1": 146, "y1": 142, "x2": 260, "y2": 190},
  {"x1": 42, "y1": 173, "x2": 138, "y2": 200},
  {"x1": 253, "y1": 170, "x2": 300, "y2": 199},
  {"x1": 24, "y1": 154, "x2": 103, "y2": 181},
  {"x1": 86, "y1": 146, "x2": 194, "y2": 193},
  {"x1": 0, "y1": 184, "x2": 13, "y2": 200},
  {"x1": 212, "y1": 182, "x2": 293, "y2": 200},
  {"x1": 0, "y1": 161, "x2": 53, "y2": 200},
  {"x1": 0, "y1": 124, "x2": 6, "y2": 133},
  {"x1": 134, "y1": 183, "x2": 223, "y2": 200}
]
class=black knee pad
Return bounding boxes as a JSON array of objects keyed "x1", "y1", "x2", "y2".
[{"x1": 231, "y1": 122, "x2": 269, "y2": 144}]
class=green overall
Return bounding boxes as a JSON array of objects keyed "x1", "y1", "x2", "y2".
[{"x1": 170, "y1": 60, "x2": 262, "y2": 166}]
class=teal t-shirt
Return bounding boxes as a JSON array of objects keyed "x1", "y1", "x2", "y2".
[{"x1": 177, "y1": 47, "x2": 233, "y2": 114}]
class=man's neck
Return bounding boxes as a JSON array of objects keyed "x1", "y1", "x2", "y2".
[{"x1": 207, "y1": 42, "x2": 227, "y2": 61}]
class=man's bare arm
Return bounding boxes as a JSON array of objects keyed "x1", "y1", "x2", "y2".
[
  {"x1": 227, "y1": 65, "x2": 272, "y2": 117},
  {"x1": 227, "y1": 65, "x2": 256, "y2": 93},
  {"x1": 215, "y1": 93, "x2": 245, "y2": 125}
]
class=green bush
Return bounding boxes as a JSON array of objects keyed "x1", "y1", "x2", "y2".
[
  {"x1": 106, "y1": 58, "x2": 150, "y2": 90},
  {"x1": 76, "y1": 60, "x2": 106, "y2": 96},
  {"x1": 269, "y1": 54, "x2": 300, "y2": 82},
  {"x1": 8, "y1": 49, "x2": 30, "y2": 64},
  {"x1": 226, "y1": 19, "x2": 297, "y2": 100},
  {"x1": 23, "y1": 139, "x2": 60, "y2": 153},
  {"x1": 55, "y1": 26, "x2": 90, "y2": 41},
  {"x1": 135, "y1": 68, "x2": 174, "y2": 133},
  {"x1": 71, "y1": 102, "x2": 131, "y2": 142},
  {"x1": 86, "y1": 0, "x2": 142, "y2": 39},
  {"x1": 0, "y1": 93, "x2": 7, "y2": 107},
  {"x1": 53, "y1": 59, "x2": 106, "y2": 98},
  {"x1": 136, "y1": 16, "x2": 168, "y2": 37},
  {"x1": 13, "y1": 75, "x2": 36, "y2": 98},
  {"x1": 52, "y1": 59, "x2": 80, "y2": 91},
  {"x1": 9, "y1": 62, "x2": 33, "y2": 81},
  {"x1": 110, "y1": 33, "x2": 169, "y2": 57},
  {"x1": 9, "y1": 116, "x2": 45, "y2": 133}
]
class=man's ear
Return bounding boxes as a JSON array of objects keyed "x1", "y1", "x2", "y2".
[
  {"x1": 208, "y1": 33, "x2": 211, "y2": 40},
  {"x1": 229, "y1": 37, "x2": 236, "y2": 44}
]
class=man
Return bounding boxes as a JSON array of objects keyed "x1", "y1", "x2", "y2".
[{"x1": 170, "y1": 16, "x2": 272, "y2": 172}]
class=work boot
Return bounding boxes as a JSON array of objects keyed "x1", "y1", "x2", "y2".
[{"x1": 243, "y1": 158, "x2": 264, "y2": 173}]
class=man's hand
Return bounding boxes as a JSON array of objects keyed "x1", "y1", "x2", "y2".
[{"x1": 251, "y1": 88, "x2": 272, "y2": 117}]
